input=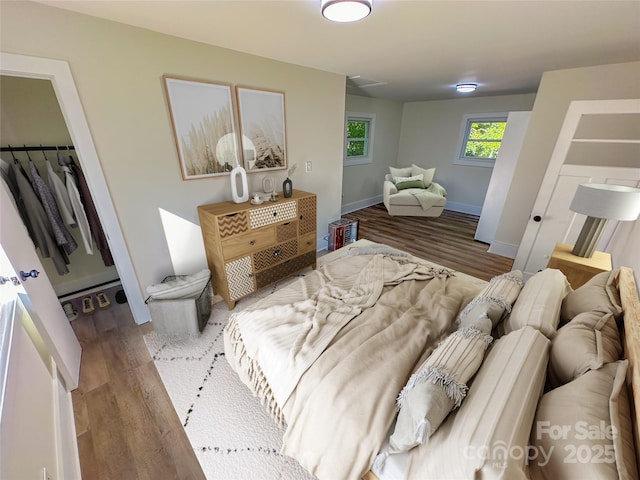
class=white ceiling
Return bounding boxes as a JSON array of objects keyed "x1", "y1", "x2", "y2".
[{"x1": 38, "y1": 0, "x2": 640, "y2": 102}]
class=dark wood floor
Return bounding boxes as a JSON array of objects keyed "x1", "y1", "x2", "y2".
[
  {"x1": 70, "y1": 206, "x2": 513, "y2": 479},
  {"x1": 344, "y1": 205, "x2": 514, "y2": 281}
]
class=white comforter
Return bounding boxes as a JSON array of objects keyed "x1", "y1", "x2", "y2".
[{"x1": 226, "y1": 246, "x2": 484, "y2": 479}]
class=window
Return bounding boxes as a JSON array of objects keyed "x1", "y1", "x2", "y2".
[
  {"x1": 344, "y1": 112, "x2": 375, "y2": 166},
  {"x1": 454, "y1": 113, "x2": 507, "y2": 167}
]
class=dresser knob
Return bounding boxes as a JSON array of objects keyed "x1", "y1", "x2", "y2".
[
  {"x1": 249, "y1": 240, "x2": 255, "y2": 246},
  {"x1": 273, "y1": 212, "x2": 278, "y2": 217},
  {"x1": 273, "y1": 249, "x2": 281, "y2": 257}
]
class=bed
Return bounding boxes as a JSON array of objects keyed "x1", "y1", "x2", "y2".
[{"x1": 223, "y1": 239, "x2": 640, "y2": 480}]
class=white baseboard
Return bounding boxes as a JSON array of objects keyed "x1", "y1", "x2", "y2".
[
  {"x1": 488, "y1": 241, "x2": 519, "y2": 259},
  {"x1": 341, "y1": 195, "x2": 383, "y2": 215},
  {"x1": 444, "y1": 201, "x2": 483, "y2": 216}
]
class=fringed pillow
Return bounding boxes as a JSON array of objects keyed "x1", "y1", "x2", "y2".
[
  {"x1": 457, "y1": 270, "x2": 524, "y2": 328},
  {"x1": 388, "y1": 324, "x2": 493, "y2": 453}
]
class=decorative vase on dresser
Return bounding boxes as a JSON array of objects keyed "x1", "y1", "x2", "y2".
[{"x1": 198, "y1": 190, "x2": 317, "y2": 309}]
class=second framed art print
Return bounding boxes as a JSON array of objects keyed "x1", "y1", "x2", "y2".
[{"x1": 236, "y1": 86, "x2": 287, "y2": 172}]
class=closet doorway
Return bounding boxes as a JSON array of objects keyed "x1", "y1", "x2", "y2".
[
  {"x1": 0, "y1": 52, "x2": 147, "y2": 324},
  {"x1": 1, "y1": 76, "x2": 119, "y2": 299}
]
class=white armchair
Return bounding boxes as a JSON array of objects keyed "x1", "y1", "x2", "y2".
[{"x1": 383, "y1": 173, "x2": 447, "y2": 217}]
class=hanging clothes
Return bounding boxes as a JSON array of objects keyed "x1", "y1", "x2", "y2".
[
  {"x1": 11, "y1": 162, "x2": 70, "y2": 275},
  {"x1": 59, "y1": 163, "x2": 93, "y2": 255},
  {"x1": 58, "y1": 152, "x2": 114, "y2": 266},
  {"x1": 29, "y1": 159, "x2": 78, "y2": 255},
  {"x1": 46, "y1": 158, "x2": 76, "y2": 227},
  {"x1": 1, "y1": 157, "x2": 35, "y2": 242}
]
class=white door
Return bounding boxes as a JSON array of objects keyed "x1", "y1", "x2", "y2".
[
  {"x1": 513, "y1": 99, "x2": 640, "y2": 278},
  {"x1": 0, "y1": 242, "x2": 81, "y2": 480},
  {"x1": 475, "y1": 111, "x2": 531, "y2": 248},
  {"x1": 0, "y1": 181, "x2": 81, "y2": 389}
]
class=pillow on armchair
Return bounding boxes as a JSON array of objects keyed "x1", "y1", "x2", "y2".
[
  {"x1": 411, "y1": 164, "x2": 435, "y2": 187},
  {"x1": 393, "y1": 174, "x2": 425, "y2": 190},
  {"x1": 389, "y1": 166, "x2": 412, "y2": 178}
]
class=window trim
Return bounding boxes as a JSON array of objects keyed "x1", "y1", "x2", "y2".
[
  {"x1": 454, "y1": 112, "x2": 508, "y2": 168},
  {"x1": 344, "y1": 112, "x2": 376, "y2": 167}
]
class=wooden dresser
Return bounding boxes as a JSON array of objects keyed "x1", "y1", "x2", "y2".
[{"x1": 198, "y1": 190, "x2": 317, "y2": 309}]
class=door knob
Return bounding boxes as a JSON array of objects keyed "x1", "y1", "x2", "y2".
[
  {"x1": 533, "y1": 215, "x2": 542, "y2": 222},
  {"x1": 20, "y1": 269, "x2": 40, "y2": 281}
]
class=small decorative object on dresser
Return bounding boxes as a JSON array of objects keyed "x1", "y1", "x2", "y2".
[
  {"x1": 262, "y1": 175, "x2": 275, "y2": 193},
  {"x1": 198, "y1": 190, "x2": 317, "y2": 309},
  {"x1": 283, "y1": 163, "x2": 297, "y2": 198},
  {"x1": 229, "y1": 165, "x2": 249, "y2": 203}
]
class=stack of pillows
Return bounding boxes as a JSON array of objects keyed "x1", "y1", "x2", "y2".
[
  {"x1": 389, "y1": 164, "x2": 436, "y2": 190},
  {"x1": 384, "y1": 266, "x2": 638, "y2": 480},
  {"x1": 529, "y1": 270, "x2": 638, "y2": 480},
  {"x1": 389, "y1": 270, "x2": 525, "y2": 453}
]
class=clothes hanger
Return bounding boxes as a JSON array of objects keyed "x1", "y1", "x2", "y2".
[
  {"x1": 24, "y1": 145, "x2": 33, "y2": 162},
  {"x1": 8, "y1": 145, "x2": 18, "y2": 164}
]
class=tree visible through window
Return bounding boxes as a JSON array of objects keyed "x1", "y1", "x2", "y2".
[
  {"x1": 455, "y1": 113, "x2": 508, "y2": 167},
  {"x1": 345, "y1": 112, "x2": 375, "y2": 166},
  {"x1": 464, "y1": 121, "x2": 506, "y2": 159}
]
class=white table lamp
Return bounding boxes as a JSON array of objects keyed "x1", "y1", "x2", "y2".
[{"x1": 569, "y1": 183, "x2": 640, "y2": 258}]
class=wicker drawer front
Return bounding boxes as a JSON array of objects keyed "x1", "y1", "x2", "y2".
[
  {"x1": 224, "y1": 256, "x2": 255, "y2": 301},
  {"x1": 253, "y1": 240, "x2": 298, "y2": 271},
  {"x1": 221, "y1": 227, "x2": 275, "y2": 260},
  {"x1": 299, "y1": 232, "x2": 316, "y2": 254},
  {"x1": 298, "y1": 196, "x2": 317, "y2": 235},
  {"x1": 255, "y1": 251, "x2": 316, "y2": 289},
  {"x1": 276, "y1": 220, "x2": 298, "y2": 243},
  {"x1": 249, "y1": 201, "x2": 296, "y2": 229},
  {"x1": 217, "y1": 211, "x2": 249, "y2": 238}
]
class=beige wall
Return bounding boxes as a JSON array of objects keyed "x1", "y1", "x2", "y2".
[
  {"x1": 342, "y1": 94, "x2": 403, "y2": 212},
  {"x1": 494, "y1": 61, "x2": 640, "y2": 250},
  {"x1": 398, "y1": 94, "x2": 536, "y2": 214},
  {"x1": 0, "y1": 76, "x2": 119, "y2": 296},
  {"x1": 0, "y1": 1, "x2": 346, "y2": 295}
]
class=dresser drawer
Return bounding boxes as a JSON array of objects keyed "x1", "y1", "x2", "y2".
[
  {"x1": 299, "y1": 232, "x2": 316, "y2": 254},
  {"x1": 298, "y1": 195, "x2": 317, "y2": 236},
  {"x1": 217, "y1": 211, "x2": 249, "y2": 238},
  {"x1": 249, "y1": 201, "x2": 297, "y2": 229},
  {"x1": 253, "y1": 239, "x2": 298, "y2": 271},
  {"x1": 221, "y1": 227, "x2": 275, "y2": 260},
  {"x1": 224, "y1": 256, "x2": 255, "y2": 301},
  {"x1": 276, "y1": 220, "x2": 298, "y2": 243},
  {"x1": 255, "y1": 251, "x2": 316, "y2": 289}
]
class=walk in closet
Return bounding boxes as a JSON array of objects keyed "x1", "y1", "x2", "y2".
[{"x1": 1, "y1": 75, "x2": 119, "y2": 300}]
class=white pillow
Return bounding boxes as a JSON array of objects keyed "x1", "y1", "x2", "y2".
[
  {"x1": 411, "y1": 164, "x2": 435, "y2": 187},
  {"x1": 389, "y1": 166, "x2": 412, "y2": 178},
  {"x1": 146, "y1": 269, "x2": 211, "y2": 299}
]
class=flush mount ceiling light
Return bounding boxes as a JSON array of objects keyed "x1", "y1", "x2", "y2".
[
  {"x1": 322, "y1": 0, "x2": 372, "y2": 22},
  {"x1": 456, "y1": 83, "x2": 478, "y2": 93}
]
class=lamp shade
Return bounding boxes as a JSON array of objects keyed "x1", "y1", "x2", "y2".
[
  {"x1": 321, "y1": 0, "x2": 372, "y2": 22},
  {"x1": 569, "y1": 183, "x2": 640, "y2": 221}
]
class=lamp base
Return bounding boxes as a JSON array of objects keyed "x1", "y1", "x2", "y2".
[{"x1": 572, "y1": 216, "x2": 607, "y2": 258}]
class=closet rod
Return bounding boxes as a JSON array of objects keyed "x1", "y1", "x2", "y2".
[{"x1": 0, "y1": 145, "x2": 75, "y2": 153}]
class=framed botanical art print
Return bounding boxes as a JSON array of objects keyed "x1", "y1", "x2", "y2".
[
  {"x1": 236, "y1": 86, "x2": 287, "y2": 172},
  {"x1": 163, "y1": 75, "x2": 240, "y2": 179}
]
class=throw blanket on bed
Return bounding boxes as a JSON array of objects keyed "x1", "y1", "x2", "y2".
[
  {"x1": 411, "y1": 182, "x2": 447, "y2": 210},
  {"x1": 234, "y1": 252, "x2": 448, "y2": 408}
]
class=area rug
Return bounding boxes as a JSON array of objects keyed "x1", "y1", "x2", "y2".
[{"x1": 143, "y1": 274, "x2": 318, "y2": 480}]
